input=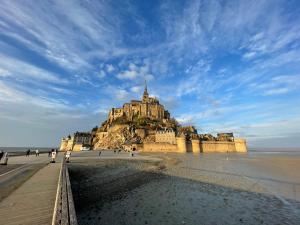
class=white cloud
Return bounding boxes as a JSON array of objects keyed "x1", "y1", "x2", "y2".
[
  {"x1": 98, "y1": 70, "x2": 106, "y2": 78},
  {"x1": 263, "y1": 88, "x2": 289, "y2": 96},
  {"x1": 115, "y1": 89, "x2": 129, "y2": 100},
  {"x1": 106, "y1": 64, "x2": 115, "y2": 72},
  {"x1": 116, "y1": 70, "x2": 138, "y2": 80},
  {"x1": 116, "y1": 60, "x2": 155, "y2": 81},
  {"x1": 0, "y1": 0, "x2": 123, "y2": 73},
  {"x1": 0, "y1": 68, "x2": 11, "y2": 77},
  {"x1": 0, "y1": 53, "x2": 68, "y2": 84},
  {"x1": 130, "y1": 86, "x2": 142, "y2": 93},
  {"x1": 243, "y1": 51, "x2": 256, "y2": 59}
]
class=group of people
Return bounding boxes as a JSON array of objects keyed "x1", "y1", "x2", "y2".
[
  {"x1": 48, "y1": 149, "x2": 58, "y2": 157},
  {"x1": 113, "y1": 149, "x2": 122, "y2": 154},
  {"x1": 25, "y1": 149, "x2": 40, "y2": 157},
  {"x1": 113, "y1": 148, "x2": 134, "y2": 157},
  {"x1": 50, "y1": 149, "x2": 71, "y2": 163}
]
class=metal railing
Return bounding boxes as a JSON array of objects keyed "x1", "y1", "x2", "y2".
[{"x1": 52, "y1": 159, "x2": 78, "y2": 225}]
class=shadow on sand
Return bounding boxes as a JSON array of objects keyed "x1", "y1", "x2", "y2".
[{"x1": 69, "y1": 159, "x2": 300, "y2": 225}]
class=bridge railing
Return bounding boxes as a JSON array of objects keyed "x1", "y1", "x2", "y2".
[{"x1": 52, "y1": 159, "x2": 78, "y2": 225}]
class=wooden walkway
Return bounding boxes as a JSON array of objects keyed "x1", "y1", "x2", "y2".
[{"x1": 0, "y1": 162, "x2": 61, "y2": 225}]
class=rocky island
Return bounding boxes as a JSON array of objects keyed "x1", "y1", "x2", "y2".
[{"x1": 60, "y1": 81, "x2": 247, "y2": 153}]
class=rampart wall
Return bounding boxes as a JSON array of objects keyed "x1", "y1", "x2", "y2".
[
  {"x1": 142, "y1": 139, "x2": 247, "y2": 153},
  {"x1": 143, "y1": 142, "x2": 178, "y2": 152},
  {"x1": 200, "y1": 141, "x2": 236, "y2": 153}
]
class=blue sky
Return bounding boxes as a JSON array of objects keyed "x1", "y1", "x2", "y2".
[{"x1": 0, "y1": 0, "x2": 300, "y2": 148}]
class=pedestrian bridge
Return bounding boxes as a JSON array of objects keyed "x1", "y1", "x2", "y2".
[{"x1": 0, "y1": 155, "x2": 77, "y2": 225}]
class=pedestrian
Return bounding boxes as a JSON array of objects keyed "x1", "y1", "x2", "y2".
[
  {"x1": 65, "y1": 150, "x2": 71, "y2": 163},
  {"x1": 0, "y1": 150, "x2": 4, "y2": 161},
  {"x1": 99, "y1": 150, "x2": 102, "y2": 156},
  {"x1": 26, "y1": 149, "x2": 30, "y2": 157},
  {"x1": 114, "y1": 150, "x2": 116, "y2": 154},
  {"x1": 1, "y1": 152, "x2": 9, "y2": 165},
  {"x1": 51, "y1": 151, "x2": 57, "y2": 163},
  {"x1": 35, "y1": 149, "x2": 39, "y2": 157}
]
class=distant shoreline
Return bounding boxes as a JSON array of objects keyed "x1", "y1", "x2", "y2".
[{"x1": 0, "y1": 146, "x2": 299, "y2": 154}]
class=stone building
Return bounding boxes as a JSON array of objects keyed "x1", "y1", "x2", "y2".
[
  {"x1": 60, "y1": 132, "x2": 92, "y2": 151},
  {"x1": 155, "y1": 128, "x2": 176, "y2": 144},
  {"x1": 108, "y1": 81, "x2": 170, "y2": 123},
  {"x1": 59, "y1": 80, "x2": 247, "y2": 153}
]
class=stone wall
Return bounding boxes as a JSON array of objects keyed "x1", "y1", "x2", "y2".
[
  {"x1": 66, "y1": 139, "x2": 74, "y2": 151},
  {"x1": 72, "y1": 144, "x2": 82, "y2": 151},
  {"x1": 191, "y1": 139, "x2": 200, "y2": 154},
  {"x1": 201, "y1": 141, "x2": 236, "y2": 153},
  {"x1": 142, "y1": 139, "x2": 247, "y2": 153},
  {"x1": 143, "y1": 142, "x2": 178, "y2": 152},
  {"x1": 60, "y1": 139, "x2": 68, "y2": 151},
  {"x1": 234, "y1": 138, "x2": 247, "y2": 152}
]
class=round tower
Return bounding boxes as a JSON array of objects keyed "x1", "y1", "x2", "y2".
[
  {"x1": 176, "y1": 134, "x2": 187, "y2": 153},
  {"x1": 191, "y1": 139, "x2": 200, "y2": 154}
]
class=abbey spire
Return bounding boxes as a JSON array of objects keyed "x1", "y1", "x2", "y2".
[{"x1": 142, "y1": 78, "x2": 149, "y2": 102}]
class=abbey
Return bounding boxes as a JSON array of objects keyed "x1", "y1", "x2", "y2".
[
  {"x1": 59, "y1": 81, "x2": 247, "y2": 153},
  {"x1": 108, "y1": 82, "x2": 170, "y2": 123}
]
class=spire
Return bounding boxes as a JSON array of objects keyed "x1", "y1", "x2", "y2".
[
  {"x1": 142, "y1": 77, "x2": 149, "y2": 102},
  {"x1": 144, "y1": 78, "x2": 148, "y2": 95}
]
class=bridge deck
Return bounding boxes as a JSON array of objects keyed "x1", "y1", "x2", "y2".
[{"x1": 0, "y1": 162, "x2": 61, "y2": 225}]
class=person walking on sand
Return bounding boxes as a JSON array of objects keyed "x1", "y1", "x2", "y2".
[
  {"x1": 51, "y1": 151, "x2": 56, "y2": 163},
  {"x1": 65, "y1": 150, "x2": 71, "y2": 163},
  {"x1": 0, "y1": 150, "x2": 4, "y2": 162},
  {"x1": 99, "y1": 150, "x2": 102, "y2": 156},
  {"x1": 26, "y1": 149, "x2": 30, "y2": 157},
  {"x1": 1, "y1": 152, "x2": 9, "y2": 165},
  {"x1": 35, "y1": 149, "x2": 39, "y2": 157}
]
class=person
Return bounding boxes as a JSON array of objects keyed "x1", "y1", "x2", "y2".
[
  {"x1": 0, "y1": 150, "x2": 4, "y2": 161},
  {"x1": 35, "y1": 149, "x2": 39, "y2": 157},
  {"x1": 99, "y1": 150, "x2": 102, "y2": 156},
  {"x1": 114, "y1": 149, "x2": 116, "y2": 154},
  {"x1": 65, "y1": 150, "x2": 71, "y2": 163},
  {"x1": 2, "y1": 152, "x2": 9, "y2": 165},
  {"x1": 26, "y1": 149, "x2": 30, "y2": 157},
  {"x1": 51, "y1": 151, "x2": 57, "y2": 163},
  {"x1": 48, "y1": 150, "x2": 51, "y2": 157}
]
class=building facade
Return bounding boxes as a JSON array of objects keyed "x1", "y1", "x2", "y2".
[
  {"x1": 108, "y1": 82, "x2": 170, "y2": 123},
  {"x1": 60, "y1": 132, "x2": 92, "y2": 151}
]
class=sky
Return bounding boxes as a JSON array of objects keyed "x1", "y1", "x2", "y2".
[{"x1": 0, "y1": 0, "x2": 300, "y2": 148}]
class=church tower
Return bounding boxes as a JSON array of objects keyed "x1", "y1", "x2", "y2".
[{"x1": 142, "y1": 79, "x2": 149, "y2": 103}]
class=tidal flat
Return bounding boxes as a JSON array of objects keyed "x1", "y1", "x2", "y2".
[{"x1": 69, "y1": 152, "x2": 300, "y2": 225}]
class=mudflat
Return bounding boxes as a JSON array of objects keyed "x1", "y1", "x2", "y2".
[{"x1": 69, "y1": 152, "x2": 300, "y2": 225}]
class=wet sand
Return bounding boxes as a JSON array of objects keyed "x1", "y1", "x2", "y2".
[{"x1": 69, "y1": 152, "x2": 300, "y2": 225}]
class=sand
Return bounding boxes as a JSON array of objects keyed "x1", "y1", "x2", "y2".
[{"x1": 68, "y1": 152, "x2": 300, "y2": 225}]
